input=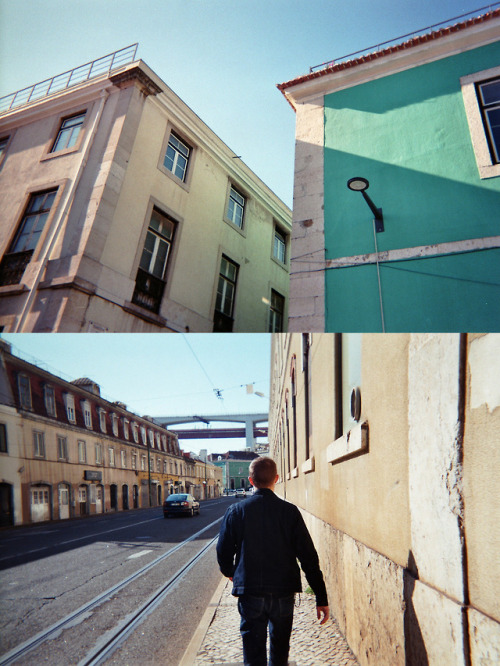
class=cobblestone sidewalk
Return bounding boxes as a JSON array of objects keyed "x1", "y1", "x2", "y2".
[{"x1": 192, "y1": 579, "x2": 359, "y2": 666}]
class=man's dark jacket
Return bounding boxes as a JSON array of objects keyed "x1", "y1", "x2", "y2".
[{"x1": 216, "y1": 487, "x2": 328, "y2": 607}]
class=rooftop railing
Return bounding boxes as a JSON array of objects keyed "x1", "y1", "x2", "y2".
[
  {"x1": 0, "y1": 43, "x2": 138, "y2": 114},
  {"x1": 309, "y1": 3, "x2": 500, "y2": 73}
]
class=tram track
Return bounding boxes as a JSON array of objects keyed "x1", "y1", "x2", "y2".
[
  {"x1": 0, "y1": 517, "x2": 223, "y2": 666},
  {"x1": 81, "y1": 535, "x2": 218, "y2": 666}
]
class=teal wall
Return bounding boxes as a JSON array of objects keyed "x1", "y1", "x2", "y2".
[
  {"x1": 213, "y1": 459, "x2": 251, "y2": 490},
  {"x1": 323, "y1": 41, "x2": 500, "y2": 331}
]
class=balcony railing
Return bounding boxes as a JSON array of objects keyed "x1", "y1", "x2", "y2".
[
  {"x1": 0, "y1": 250, "x2": 33, "y2": 286},
  {"x1": 0, "y1": 44, "x2": 138, "y2": 114},
  {"x1": 132, "y1": 268, "x2": 166, "y2": 314}
]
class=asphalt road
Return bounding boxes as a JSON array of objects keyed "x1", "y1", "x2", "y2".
[{"x1": 0, "y1": 496, "x2": 239, "y2": 665}]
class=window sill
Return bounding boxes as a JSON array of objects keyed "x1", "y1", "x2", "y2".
[
  {"x1": 291, "y1": 466, "x2": 299, "y2": 478},
  {"x1": 301, "y1": 456, "x2": 315, "y2": 474},
  {"x1": 157, "y1": 164, "x2": 192, "y2": 192},
  {"x1": 223, "y1": 217, "x2": 247, "y2": 238},
  {"x1": 0, "y1": 283, "x2": 29, "y2": 296},
  {"x1": 327, "y1": 421, "x2": 369, "y2": 464},
  {"x1": 123, "y1": 301, "x2": 168, "y2": 327},
  {"x1": 271, "y1": 255, "x2": 289, "y2": 271},
  {"x1": 40, "y1": 145, "x2": 81, "y2": 162}
]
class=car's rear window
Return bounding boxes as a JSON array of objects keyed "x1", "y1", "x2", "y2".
[{"x1": 167, "y1": 494, "x2": 187, "y2": 501}]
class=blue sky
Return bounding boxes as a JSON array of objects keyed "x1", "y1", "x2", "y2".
[
  {"x1": 0, "y1": 0, "x2": 491, "y2": 207},
  {"x1": 2, "y1": 333, "x2": 271, "y2": 455}
]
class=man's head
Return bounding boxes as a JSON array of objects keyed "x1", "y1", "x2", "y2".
[{"x1": 248, "y1": 456, "x2": 278, "y2": 489}]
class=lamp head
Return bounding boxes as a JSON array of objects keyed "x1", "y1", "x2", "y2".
[{"x1": 347, "y1": 177, "x2": 369, "y2": 192}]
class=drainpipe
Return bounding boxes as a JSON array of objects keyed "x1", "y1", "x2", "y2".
[
  {"x1": 457, "y1": 333, "x2": 472, "y2": 666},
  {"x1": 14, "y1": 88, "x2": 110, "y2": 332}
]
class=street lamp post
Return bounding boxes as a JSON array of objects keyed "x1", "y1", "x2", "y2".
[{"x1": 347, "y1": 177, "x2": 386, "y2": 332}]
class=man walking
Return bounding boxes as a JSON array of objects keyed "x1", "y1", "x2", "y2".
[{"x1": 216, "y1": 456, "x2": 329, "y2": 666}]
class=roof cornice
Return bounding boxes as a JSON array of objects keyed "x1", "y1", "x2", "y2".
[{"x1": 278, "y1": 10, "x2": 500, "y2": 109}]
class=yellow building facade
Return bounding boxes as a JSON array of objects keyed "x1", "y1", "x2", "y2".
[
  {"x1": 0, "y1": 340, "x2": 222, "y2": 526},
  {"x1": 269, "y1": 333, "x2": 500, "y2": 665}
]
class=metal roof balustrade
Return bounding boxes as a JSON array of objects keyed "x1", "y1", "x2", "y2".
[
  {"x1": 309, "y1": 3, "x2": 500, "y2": 73},
  {"x1": 0, "y1": 43, "x2": 139, "y2": 114}
]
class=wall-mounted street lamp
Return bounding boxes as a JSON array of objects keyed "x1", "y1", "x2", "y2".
[
  {"x1": 347, "y1": 177, "x2": 384, "y2": 233},
  {"x1": 346, "y1": 177, "x2": 386, "y2": 332}
]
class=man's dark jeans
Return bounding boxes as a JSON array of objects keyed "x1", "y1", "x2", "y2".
[{"x1": 238, "y1": 594, "x2": 295, "y2": 666}]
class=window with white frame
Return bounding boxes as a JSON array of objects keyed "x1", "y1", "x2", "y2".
[
  {"x1": 82, "y1": 400, "x2": 92, "y2": 429},
  {"x1": 18, "y1": 374, "x2": 32, "y2": 410},
  {"x1": 340, "y1": 334, "x2": 362, "y2": 436},
  {"x1": 149, "y1": 430, "x2": 155, "y2": 449},
  {"x1": 461, "y1": 67, "x2": 500, "y2": 178},
  {"x1": 141, "y1": 455, "x2": 146, "y2": 471},
  {"x1": 163, "y1": 131, "x2": 191, "y2": 181},
  {"x1": 131, "y1": 453, "x2": 137, "y2": 470},
  {"x1": 57, "y1": 435, "x2": 68, "y2": 460},
  {"x1": 163, "y1": 459, "x2": 168, "y2": 473},
  {"x1": 226, "y1": 185, "x2": 245, "y2": 228},
  {"x1": 132, "y1": 422, "x2": 139, "y2": 443},
  {"x1": 476, "y1": 78, "x2": 500, "y2": 164},
  {"x1": 109, "y1": 447, "x2": 115, "y2": 467},
  {"x1": 98, "y1": 408, "x2": 107, "y2": 433},
  {"x1": 51, "y1": 112, "x2": 86, "y2": 153},
  {"x1": 78, "y1": 439, "x2": 87, "y2": 463},
  {"x1": 33, "y1": 431, "x2": 45, "y2": 458},
  {"x1": 123, "y1": 418, "x2": 130, "y2": 440},
  {"x1": 95, "y1": 442, "x2": 103, "y2": 465},
  {"x1": 133, "y1": 208, "x2": 176, "y2": 314},
  {"x1": 63, "y1": 393, "x2": 76, "y2": 423},
  {"x1": 121, "y1": 450, "x2": 127, "y2": 468},
  {"x1": 273, "y1": 228, "x2": 287, "y2": 264},
  {"x1": 156, "y1": 432, "x2": 161, "y2": 449},
  {"x1": 326, "y1": 334, "x2": 367, "y2": 466},
  {"x1": 141, "y1": 426, "x2": 147, "y2": 446},
  {"x1": 44, "y1": 385, "x2": 57, "y2": 417},
  {"x1": 112, "y1": 413, "x2": 119, "y2": 437}
]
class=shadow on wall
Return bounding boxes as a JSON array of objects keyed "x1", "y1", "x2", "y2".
[{"x1": 404, "y1": 550, "x2": 429, "y2": 666}]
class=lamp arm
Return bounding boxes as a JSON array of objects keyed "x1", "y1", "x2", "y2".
[{"x1": 361, "y1": 190, "x2": 383, "y2": 220}]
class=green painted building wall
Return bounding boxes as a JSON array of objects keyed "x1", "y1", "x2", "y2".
[
  {"x1": 213, "y1": 458, "x2": 252, "y2": 491},
  {"x1": 323, "y1": 41, "x2": 500, "y2": 331}
]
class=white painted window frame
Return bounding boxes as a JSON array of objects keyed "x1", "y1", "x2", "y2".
[{"x1": 461, "y1": 65, "x2": 500, "y2": 179}]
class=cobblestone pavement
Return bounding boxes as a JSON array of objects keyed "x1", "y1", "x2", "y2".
[{"x1": 192, "y1": 579, "x2": 359, "y2": 666}]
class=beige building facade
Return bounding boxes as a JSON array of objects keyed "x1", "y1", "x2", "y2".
[
  {"x1": 0, "y1": 48, "x2": 291, "y2": 332},
  {"x1": 0, "y1": 339, "x2": 222, "y2": 526},
  {"x1": 269, "y1": 333, "x2": 500, "y2": 665}
]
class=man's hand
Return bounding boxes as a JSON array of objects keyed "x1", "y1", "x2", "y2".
[{"x1": 316, "y1": 606, "x2": 329, "y2": 624}]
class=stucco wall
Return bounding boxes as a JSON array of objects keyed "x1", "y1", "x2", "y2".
[
  {"x1": 270, "y1": 333, "x2": 500, "y2": 664},
  {"x1": 322, "y1": 41, "x2": 500, "y2": 331},
  {"x1": 0, "y1": 64, "x2": 291, "y2": 333},
  {"x1": 464, "y1": 334, "x2": 500, "y2": 651}
]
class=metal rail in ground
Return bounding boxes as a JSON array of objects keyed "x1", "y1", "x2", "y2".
[{"x1": 0, "y1": 517, "x2": 221, "y2": 666}]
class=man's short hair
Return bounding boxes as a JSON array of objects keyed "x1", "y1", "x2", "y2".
[{"x1": 249, "y1": 456, "x2": 277, "y2": 488}]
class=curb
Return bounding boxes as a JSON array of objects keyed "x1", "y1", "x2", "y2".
[{"x1": 179, "y1": 575, "x2": 229, "y2": 666}]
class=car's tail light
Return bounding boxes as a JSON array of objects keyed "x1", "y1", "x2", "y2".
[{"x1": 182, "y1": 501, "x2": 189, "y2": 506}]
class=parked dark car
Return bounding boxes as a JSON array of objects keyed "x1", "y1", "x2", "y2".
[{"x1": 163, "y1": 493, "x2": 200, "y2": 518}]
